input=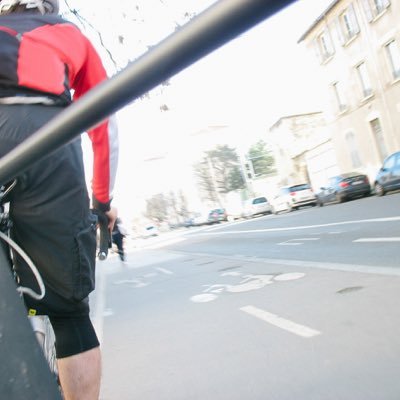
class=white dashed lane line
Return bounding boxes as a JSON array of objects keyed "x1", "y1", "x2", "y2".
[
  {"x1": 278, "y1": 238, "x2": 320, "y2": 246},
  {"x1": 240, "y1": 305, "x2": 321, "y2": 338},
  {"x1": 353, "y1": 237, "x2": 400, "y2": 243}
]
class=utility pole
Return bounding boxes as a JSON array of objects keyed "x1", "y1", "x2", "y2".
[
  {"x1": 206, "y1": 156, "x2": 223, "y2": 207},
  {"x1": 239, "y1": 153, "x2": 254, "y2": 196}
]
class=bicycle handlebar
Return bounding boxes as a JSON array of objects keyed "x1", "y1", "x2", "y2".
[{"x1": 92, "y1": 209, "x2": 111, "y2": 260}]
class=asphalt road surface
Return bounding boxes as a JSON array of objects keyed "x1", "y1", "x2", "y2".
[{"x1": 93, "y1": 192, "x2": 400, "y2": 400}]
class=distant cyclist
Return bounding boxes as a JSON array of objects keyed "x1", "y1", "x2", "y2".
[
  {"x1": 0, "y1": 1, "x2": 118, "y2": 399},
  {"x1": 112, "y1": 216, "x2": 127, "y2": 262}
]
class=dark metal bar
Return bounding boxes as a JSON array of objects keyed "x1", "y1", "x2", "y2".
[
  {"x1": 0, "y1": 0, "x2": 296, "y2": 184},
  {"x1": 0, "y1": 244, "x2": 62, "y2": 399}
]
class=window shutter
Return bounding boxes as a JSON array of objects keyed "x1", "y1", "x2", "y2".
[
  {"x1": 348, "y1": 4, "x2": 360, "y2": 35},
  {"x1": 334, "y1": 17, "x2": 345, "y2": 45},
  {"x1": 325, "y1": 28, "x2": 335, "y2": 56},
  {"x1": 312, "y1": 38, "x2": 323, "y2": 63},
  {"x1": 361, "y1": 0, "x2": 373, "y2": 21}
]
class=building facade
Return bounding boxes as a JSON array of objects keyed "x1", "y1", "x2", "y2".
[
  {"x1": 268, "y1": 112, "x2": 335, "y2": 190},
  {"x1": 299, "y1": 0, "x2": 400, "y2": 183}
]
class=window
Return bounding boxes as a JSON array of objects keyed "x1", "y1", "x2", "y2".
[
  {"x1": 382, "y1": 153, "x2": 395, "y2": 170},
  {"x1": 385, "y1": 40, "x2": 400, "y2": 80},
  {"x1": 289, "y1": 184, "x2": 311, "y2": 192},
  {"x1": 362, "y1": 0, "x2": 391, "y2": 21},
  {"x1": 370, "y1": 118, "x2": 388, "y2": 160},
  {"x1": 345, "y1": 132, "x2": 362, "y2": 168},
  {"x1": 338, "y1": 4, "x2": 360, "y2": 43},
  {"x1": 253, "y1": 197, "x2": 267, "y2": 204},
  {"x1": 332, "y1": 81, "x2": 347, "y2": 112},
  {"x1": 329, "y1": 176, "x2": 339, "y2": 187},
  {"x1": 316, "y1": 30, "x2": 335, "y2": 62},
  {"x1": 356, "y1": 62, "x2": 373, "y2": 98}
]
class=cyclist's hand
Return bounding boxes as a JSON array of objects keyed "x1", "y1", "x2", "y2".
[{"x1": 105, "y1": 206, "x2": 118, "y2": 231}]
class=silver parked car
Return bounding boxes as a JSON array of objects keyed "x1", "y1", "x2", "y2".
[
  {"x1": 271, "y1": 184, "x2": 317, "y2": 214},
  {"x1": 243, "y1": 196, "x2": 272, "y2": 218}
]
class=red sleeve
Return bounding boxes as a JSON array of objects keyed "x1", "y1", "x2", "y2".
[{"x1": 72, "y1": 36, "x2": 119, "y2": 211}]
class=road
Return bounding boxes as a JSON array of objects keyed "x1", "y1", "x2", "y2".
[{"x1": 93, "y1": 192, "x2": 400, "y2": 400}]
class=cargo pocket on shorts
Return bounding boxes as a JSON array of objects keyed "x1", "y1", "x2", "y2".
[{"x1": 73, "y1": 215, "x2": 97, "y2": 301}]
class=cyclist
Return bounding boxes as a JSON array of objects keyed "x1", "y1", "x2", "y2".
[
  {"x1": 0, "y1": 1, "x2": 118, "y2": 399},
  {"x1": 112, "y1": 216, "x2": 127, "y2": 262}
]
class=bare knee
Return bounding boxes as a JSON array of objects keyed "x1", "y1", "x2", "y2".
[{"x1": 58, "y1": 347, "x2": 101, "y2": 400}]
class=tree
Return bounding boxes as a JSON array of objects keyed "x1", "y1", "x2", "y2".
[
  {"x1": 193, "y1": 160, "x2": 219, "y2": 204},
  {"x1": 194, "y1": 145, "x2": 245, "y2": 204},
  {"x1": 177, "y1": 190, "x2": 189, "y2": 218},
  {"x1": 145, "y1": 193, "x2": 168, "y2": 222},
  {"x1": 246, "y1": 140, "x2": 275, "y2": 177},
  {"x1": 166, "y1": 190, "x2": 190, "y2": 220},
  {"x1": 61, "y1": 0, "x2": 198, "y2": 109},
  {"x1": 62, "y1": 1, "x2": 199, "y2": 71},
  {"x1": 206, "y1": 145, "x2": 246, "y2": 193},
  {"x1": 145, "y1": 190, "x2": 190, "y2": 223}
]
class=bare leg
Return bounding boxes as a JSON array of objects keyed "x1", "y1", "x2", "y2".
[{"x1": 57, "y1": 346, "x2": 101, "y2": 400}]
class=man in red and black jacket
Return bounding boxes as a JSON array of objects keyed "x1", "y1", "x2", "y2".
[{"x1": 0, "y1": 1, "x2": 118, "y2": 398}]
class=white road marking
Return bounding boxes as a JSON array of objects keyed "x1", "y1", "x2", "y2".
[
  {"x1": 294, "y1": 238, "x2": 320, "y2": 240},
  {"x1": 353, "y1": 237, "x2": 400, "y2": 243},
  {"x1": 103, "y1": 308, "x2": 114, "y2": 317},
  {"x1": 278, "y1": 238, "x2": 320, "y2": 245},
  {"x1": 273, "y1": 272, "x2": 305, "y2": 281},
  {"x1": 191, "y1": 293, "x2": 218, "y2": 303},
  {"x1": 114, "y1": 279, "x2": 150, "y2": 288},
  {"x1": 190, "y1": 272, "x2": 305, "y2": 303},
  {"x1": 170, "y1": 250, "x2": 400, "y2": 276},
  {"x1": 156, "y1": 267, "x2": 174, "y2": 274},
  {"x1": 146, "y1": 237, "x2": 185, "y2": 249},
  {"x1": 92, "y1": 266, "x2": 106, "y2": 344},
  {"x1": 221, "y1": 271, "x2": 242, "y2": 276},
  {"x1": 240, "y1": 305, "x2": 321, "y2": 338},
  {"x1": 194, "y1": 216, "x2": 400, "y2": 235}
]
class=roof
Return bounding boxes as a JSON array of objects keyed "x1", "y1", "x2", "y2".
[
  {"x1": 297, "y1": 0, "x2": 340, "y2": 43},
  {"x1": 269, "y1": 111, "x2": 323, "y2": 131}
]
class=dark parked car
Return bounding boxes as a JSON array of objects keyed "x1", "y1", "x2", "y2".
[
  {"x1": 207, "y1": 208, "x2": 228, "y2": 224},
  {"x1": 316, "y1": 172, "x2": 371, "y2": 206},
  {"x1": 374, "y1": 151, "x2": 400, "y2": 196}
]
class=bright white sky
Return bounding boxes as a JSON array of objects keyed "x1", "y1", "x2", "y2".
[{"x1": 61, "y1": 0, "x2": 333, "y2": 221}]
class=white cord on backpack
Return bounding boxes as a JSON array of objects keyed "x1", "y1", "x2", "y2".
[{"x1": 0, "y1": 230, "x2": 45, "y2": 300}]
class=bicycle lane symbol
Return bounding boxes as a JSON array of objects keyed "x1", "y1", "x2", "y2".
[{"x1": 190, "y1": 271, "x2": 305, "y2": 303}]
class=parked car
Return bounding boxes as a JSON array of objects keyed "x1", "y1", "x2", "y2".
[
  {"x1": 316, "y1": 172, "x2": 371, "y2": 206},
  {"x1": 243, "y1": 196, "x2": 272, "y2": 218},
  {"x1": 374, "y1": 151, "x2": 400, "y2": 196},
  {"x1": 271, "y1": 183, "x2": 317, "y2": 213},
  {"x1": 184, "y1": 211, "x2": 211, "y2": 227},
  {"x1": 207, "y1": 208, "x2": 228, "y2": 224}
]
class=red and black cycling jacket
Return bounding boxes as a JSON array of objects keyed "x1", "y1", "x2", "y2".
[{"x1": 0, "y1": 14, "x2": 118, "y2": 212}]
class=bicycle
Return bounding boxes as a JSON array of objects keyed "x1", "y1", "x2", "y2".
[
  {"x1": 0, "y1": 0, "x2": 296, "y2": 396},
  {"x1": 0, "y1": 181, "x2": 110, "y2": 399}
]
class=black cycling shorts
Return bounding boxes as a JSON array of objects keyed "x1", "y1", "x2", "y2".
[
  {"x1": 0, "y1": 103, "x2": 99, "y2": 356},
  {"x1": 50, "y1": 314, "x2": 99, "y2": 359}
]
